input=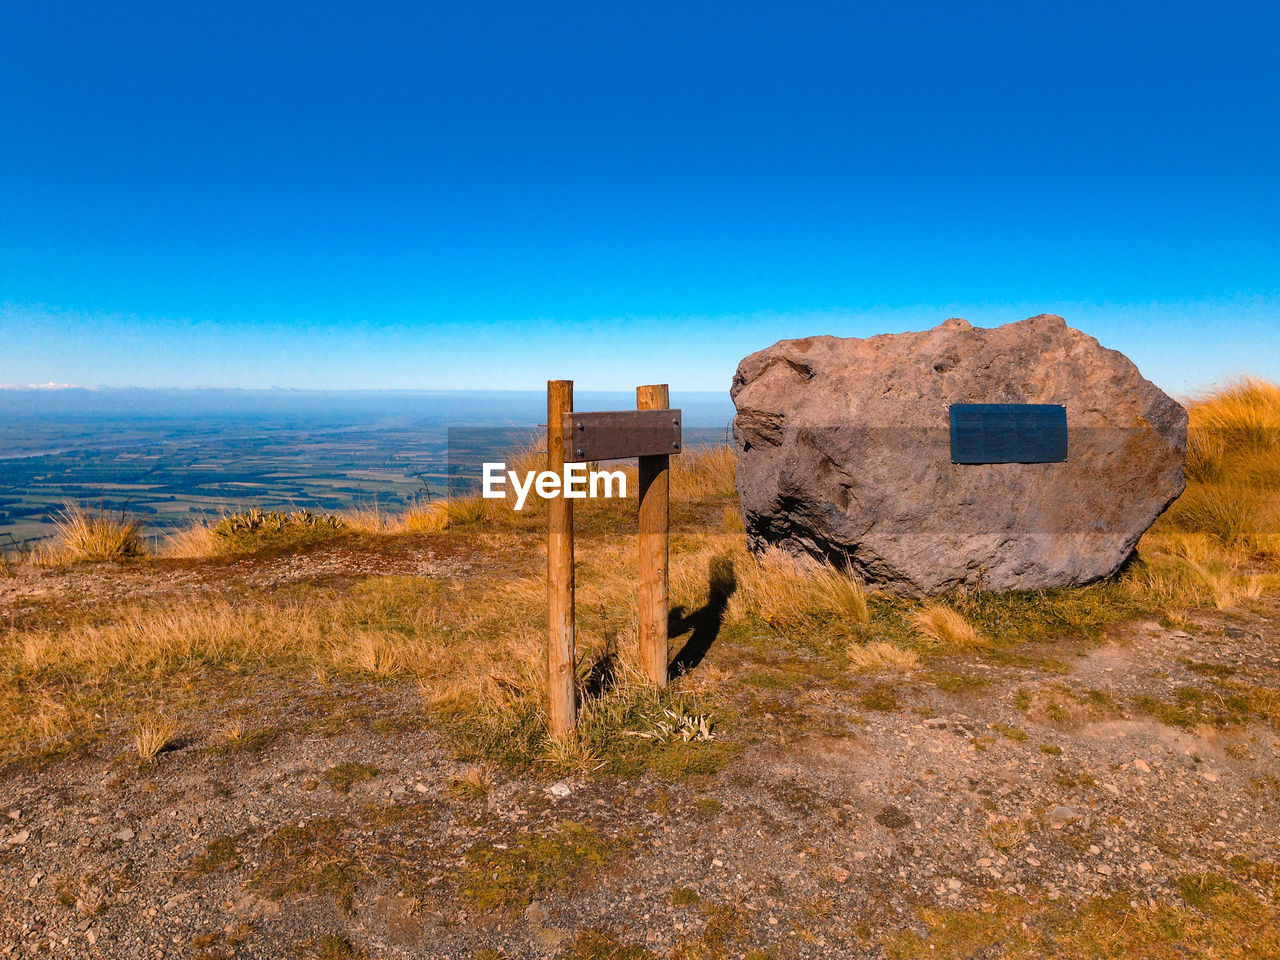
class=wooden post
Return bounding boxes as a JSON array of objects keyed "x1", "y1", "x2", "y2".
[
  {"x1": 547, "y1": 380, "x2": 576, "y2": 738},
  {"x1": 637, "y1": 384, "x2": 671, "y2": 687}
]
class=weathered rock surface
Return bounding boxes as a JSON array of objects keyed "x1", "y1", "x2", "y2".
[{"x1": 730, "y1": 315, "x2": 1187, "y2": 594}]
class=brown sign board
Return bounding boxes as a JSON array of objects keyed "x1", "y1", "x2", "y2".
[{"x1": 562, "y1": 409, "x2": 682, "y2": 462}]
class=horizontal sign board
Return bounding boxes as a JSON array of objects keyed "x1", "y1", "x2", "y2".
[
  {"x1": 949, "y1": 403, "x2": 1067, "y2": 464},
  {"x1": 563, "y1": 409, "x2": 682, "y2": 462}
]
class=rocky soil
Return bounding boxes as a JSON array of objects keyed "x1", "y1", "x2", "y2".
[{"x1": 2, "y1": 553, "x2": 1278, "y2": 959}]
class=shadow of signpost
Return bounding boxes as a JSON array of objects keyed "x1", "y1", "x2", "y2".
[{"x1": 668, "y1": 554, "x2": 737, "y2": 679}]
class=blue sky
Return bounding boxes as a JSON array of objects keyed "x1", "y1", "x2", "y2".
[{"x1": 2, "y1": 2, "x2": 1277, "y2": 394}]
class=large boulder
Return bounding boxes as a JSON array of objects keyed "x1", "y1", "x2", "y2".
[{"x1": 730, "y1": 315, "x2": 1186, "y2": 594}]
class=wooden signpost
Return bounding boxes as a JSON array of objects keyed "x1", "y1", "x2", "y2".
[{"x1": 546, "y1": 379, "x2": 682, "y2": 740}]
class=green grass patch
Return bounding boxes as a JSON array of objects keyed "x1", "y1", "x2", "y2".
[
  {"x1": 1134, "y1": 680, "x2": 1280, "y2": 730},
  {"x1": 859, "y1": 683, "x2": 901, "y2": 712},
  {"x1": 560, "y1": 929, "x2": 657, "y2": 960},
  {"x1": 990, "y1": 723, "x2": 1029, "y2": 743},
  {"x1": 322, "y1": 762, "x2": 380, "y2": 794},
  {"x1": 886, "y1": 877, "x2": 1280, "y2": 959},
  {"x1": 251, "y1": 819, "x2": 363, "y2": 910},
  {"x1": 182, "y1": 834, "x2": 243, "y2": 877},
  {"x1": 927, "y1": 671, "x2": 992, "y2": 695},
  {"x1": 458, "y1": 820, "x2": 627, "y2": 911}
]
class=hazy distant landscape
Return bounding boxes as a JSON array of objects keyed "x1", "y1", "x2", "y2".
[{"x1": 0, "y1": 388, "x2": 734, "y2": 547}]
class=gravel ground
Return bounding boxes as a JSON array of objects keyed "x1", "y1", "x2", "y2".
[{"x1": 2, "y1": 558, "x2": 1278, "y2": 959}]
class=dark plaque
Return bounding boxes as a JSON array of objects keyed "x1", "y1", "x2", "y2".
[
  {"x1": 949, "y1": 403, "x2": 1067, "y2": 464},
  {"x1": 563, "y1": 409, "x2": 682, "y2": 462}
]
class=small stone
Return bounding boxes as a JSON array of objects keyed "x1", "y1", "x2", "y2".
[
  {"x1": 1202, "y1": 771, "x2": 1219, "y2": 782},
  {"x1": 524, "y1": 901, "x2": 550, "y2": 923},
  {"x1": 113, "y1": 828, "x2": 134, "y2": 841},
  {"x1": 1046, "y1": 805, "x2": 1080, "y2": 828},
  {"x1": 5, "y1": 829, "x2": 30, "y2": 845},
  {"x1": 1132, "y1": 759, "x2": 1151, "y2": 773},
  {"x1": 547, "y1": 782, "x2": 572, "y2": 798},
  {"x1": 1088, "y1": 845, "x2": 1102, "y2": 855},
  {"x1": 414, "y1": 783, "x2": 429, "y2": 793},
  {"x1": 1096, "y1": 864, "x2": 1113, "y2": 876}
]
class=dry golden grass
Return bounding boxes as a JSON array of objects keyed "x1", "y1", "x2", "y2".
[
  {"x1": 672, "y1": 443, "x2": 737, "y2": 501},
  {"x1": 1168, "y1": 377, "x2": 1280, "y2": 555},
  {"x1": 161, "y1": 522, "x2": 218, "y2": 558},
  {"x1": 728, "y1": 546, "x2": 870, "y2": 632},
  {"x1": 1128, "y1": 531, "x2": 1272, "y2": 611},
  {"x1": 1187, "y1": 376, "x2": 1280, "y2": 457},
  {"x1": 846, "y1": 641, "x2": 919, "y2": 671},
  {"x1": 220, "y1": 718, "x2": 248, "y2": 745},
  {"x1": 133, "y1": 716, "x2": 177, "y2": 761},
  {"x1": 43, "y1": 504, "x2": 146, "y2": 562},
  {"x1": 343, "y1": 500, "x2": 395, "y2": 533},
  {"x1": 1, "y1": 573, "x2": 549, "y2": 755},
  {"x1": 1129, "y1": 379, "x2": 1280, "y2": 611},
  {"x1": 451, "y1": 762, "x2": 496, "y2": 798},
  {"x1": 913, "y1": 604, "x2": 986, "y2": 649},
  {"x1": 403, "y1": 500, "x2": 452, "y2": 532},
  {"x1": 984, "y1": 817, "x2": 1029, "y2": 853}
]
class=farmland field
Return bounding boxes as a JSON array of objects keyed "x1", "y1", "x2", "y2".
[{"x1": 0, "y1": 388, "x2": 734, "y2": 548}]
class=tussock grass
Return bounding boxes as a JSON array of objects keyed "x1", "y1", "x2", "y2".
[
  {"x1": 161, "y1": 522, "x2": 218, "y2": 558},
  {"x1": 1168, "y1": 377, "x2": 1280, "y2": 553},
  {"x1": 1123, "y1": 378, "x2": 1280, "y2": 612},
  {"x1": 133, "y1": 716, "x2": 177, "y2": 761},
  {"x1": 450, "y1": 763, "x2": 495, "y2": 799},
  {"x1": 44, "y1": 504, "x2": 146, "y2": 563},
  {"x1": 984, "y1": 817, "x2": 1029, "y2": 853},
  {"x1": 672, "y1": 443, "x2": 737, "y2": 501},
  {"x1": 1187, "y1": 377, "x2": 1280, "y2": 462},
  {"x1": 400, "y1": 495, "x2": 505, "y2": 532},
  {"x1": 1128, "y1": 532, "x2": 1271, "y2": 610},
  {"x1": 221, "y1": 718, "x2": 247, "y2": 745},
  {"x1": 729, "y1": 547, "x2": 870, "y2": 632},
  {"x1": 846, "y1": 641, "x2": 919, "y2": 671},
  {"x1": 343, "y1": 500, "x2": 395, "y2": 534},
  {"x1": 402, "y1": 501, "x2": 452, "y2": 532},
  {"x1": 912, "y1": 604, "x2": 986, "y2": 649}
]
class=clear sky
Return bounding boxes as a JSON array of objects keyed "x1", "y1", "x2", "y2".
[{"x1": 2, "y1": 2, "x2": 1277, "y2": 395}]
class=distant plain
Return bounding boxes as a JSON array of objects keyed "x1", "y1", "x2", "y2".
[{"x1": 0, "y1": 388, "x2": 735, "y2": 547}]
